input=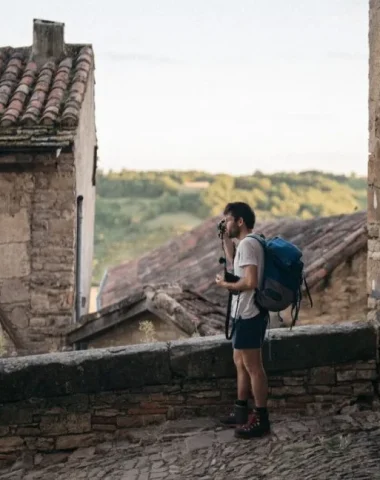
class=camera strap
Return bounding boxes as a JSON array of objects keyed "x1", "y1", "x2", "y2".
[{"x1": 225, "y1": 292, "x2": 241, "y2": 340}]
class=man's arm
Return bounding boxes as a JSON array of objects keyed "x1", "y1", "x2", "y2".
[
  {"x1": 215, "y1": 238, "x2": 260, "y2": 291},
  {"x1": 221, "y1": 264, "x2": 258, "y2": 291}
]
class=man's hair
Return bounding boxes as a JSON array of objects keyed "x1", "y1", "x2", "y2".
[{"x1": 223, "y1": 202, "x2": 256, "y2": 229}]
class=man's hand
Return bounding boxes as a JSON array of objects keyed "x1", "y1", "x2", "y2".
[{"x1": 215, "y1": 273, "x2": 227, "y2": 288}]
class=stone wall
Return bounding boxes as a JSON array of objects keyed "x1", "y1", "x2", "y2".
[
  {"x1": 368, "y1": 0, "x2": 380, "y2": 320},
  {"x1": 0, "y1": 152, "x2": 76, "y2": 354},
  {"x1": 0, "y1": 322, "x2": 377, "y2": 460}
]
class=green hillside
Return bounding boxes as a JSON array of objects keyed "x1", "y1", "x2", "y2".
[{"x1": 93, "y1": 169, "x2": 367, "y2": 284}]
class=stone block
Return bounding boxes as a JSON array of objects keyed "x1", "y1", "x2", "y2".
[
  {"x1": 0, "y1": 437, "x2": 23, "y2": 453},
  {"x1": 24, "y1": 436, "x2": 54, "y2": 451},
  {"x1": 9, "y1": 306, "x2": 29, "y2": 329},
  {"x1": 337, "y1": 370, "x2": 357, "y2": 382},
  {"x1": 39, "y1": 413, "x2": 91, "y2": 435},
  {"x1": 91, "y1": 416, "x2": 117, "y2": 425},
  {"x1": 92, "y1": 424, "x2": 116, "y2": 432},
  {"x1": 368, "y1": 239, "x2": 380, "y2": 252},
  {"x1": 55, "y1": 433, "x2": 98, "y2": 450},
  {"x1": 30, "y1": 293, "x2": 50, "y2": 312},
  {"x1": 283, "y1": 377, "x2": 305, "y2": 386},
  {"x1": 142, "y1": 414, "x2": 167, "y2": 426},
  {"x1": 307, "y1": 385, "x2": 332, "y2": 394},
  {"x1": 0, "y1": 243, "x2": 30, "y2": 278},
  {"x1": 116, "y1": 416, "x2": 144, "y2": 428},
  {"x1": 29, "y1": 318, "x2": 48, "y2": 328},
  {"x1": 368, "y1": 187, "x2": 380, "y2": 222},
  {"x1": 49, "y1": 173, "x2": 75, "y2": 191},
  {"x1": 308, "y1": 366, "x2": 336, "y2": 385},
  {"x1": 33, "y1": 191, "x2": 57, "y2": 208},
  {"x1": 270, "y1": 386, "x2": 306, "y2": 397},
  {"x1": 353, "y1": 383, "x2": 374, "y2": 395},
  {"x1": 0, "y1": 210, "x2": 30, "y2": 244},
  {"x1": 48, "y1": 219, "x2": 74, "y2": 236},
  {"x1": 0, "y1": 279, "x2": 29, "y2": 304}
]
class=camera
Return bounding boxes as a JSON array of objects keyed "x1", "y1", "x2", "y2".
[{"x1": 217, "y1": 219, "x2": 226, "y2": 238}]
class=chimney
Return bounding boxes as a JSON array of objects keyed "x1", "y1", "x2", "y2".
[{"x1": 32, "y1": 19, "x2": 65, "y2": 63}]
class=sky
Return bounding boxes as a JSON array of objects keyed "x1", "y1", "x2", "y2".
[{"x1": 2, "y1": 0, "x2": 368, "y2": 175}]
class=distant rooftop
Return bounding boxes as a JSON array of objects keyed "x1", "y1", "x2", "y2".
[{"x1": 98, "y1": 211, "x2": 367, "y2": 309}]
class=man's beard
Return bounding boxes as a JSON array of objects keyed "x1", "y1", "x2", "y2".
[{"x1": 228, "y1": 225, "x2": 240, "y2": 239}]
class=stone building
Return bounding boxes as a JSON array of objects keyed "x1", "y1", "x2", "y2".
[{"x1": 0, "y1": 19, "x2": 97, "y2": 354}]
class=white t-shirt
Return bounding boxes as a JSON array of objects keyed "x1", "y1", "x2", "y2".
[{"x1": 231, "y1": 235, "x2": 265, "y2": 319}]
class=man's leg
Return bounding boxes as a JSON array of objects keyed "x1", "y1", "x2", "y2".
[
  {"x1": 233, "y1": 347, "x2": 270, "y2": 438},
  {"x1": 220, "y1": 349, "x2": 253, "y2": 427},
  {"x1": 234, "y1": 315, "x2": 270, "y2": 438},
  {"x1": 220, "y1": 316, "x2": 254, "y2": 428},
  {"x1": 234, "y1": 349, "x2": 251, "y2": 401},
  {"x1": 242, "y1": 348, "x2": 268, "y2": 408}
]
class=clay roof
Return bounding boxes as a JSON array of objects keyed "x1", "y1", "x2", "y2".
[
  {"x1": 67, "y1": 284, "x2": 226, "y2": 345},
  {"x1": 98, "y1": 211, "x2": 367, "y2": 309},
  {"x1": 0, "y1": 44, "x2": 93, "y2": 147}
]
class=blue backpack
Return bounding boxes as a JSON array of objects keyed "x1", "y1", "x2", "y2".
[{"x1": 248, "y1": 234, "x2": 313, "y2": 328}]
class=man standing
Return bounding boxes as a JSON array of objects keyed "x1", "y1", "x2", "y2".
[{"x1": 215, "y1": 202, "x2": 270, "y2": 438}]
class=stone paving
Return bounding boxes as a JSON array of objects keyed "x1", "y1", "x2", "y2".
[{"x1": 1, "y1": 409, "x2": 380, "y2": 480}]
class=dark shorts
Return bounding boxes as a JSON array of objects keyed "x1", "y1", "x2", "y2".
[{"x1": 231, "y1": 313, "x2": 268, "y2": 350}]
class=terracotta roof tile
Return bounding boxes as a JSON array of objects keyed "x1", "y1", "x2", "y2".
[{"x1": 0, "y1": 44, "x2": 94, "y2": 144}]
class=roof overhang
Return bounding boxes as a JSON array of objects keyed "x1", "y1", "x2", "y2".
[
  {"x1": 0, "y1": 127, "x2": 76, "y2": 149},
  {"x1": 67, "y1": 297, "x2": 150, "y2": 345}
]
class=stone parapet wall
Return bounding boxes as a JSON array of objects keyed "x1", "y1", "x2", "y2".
[{"x1": 0, "y1": 322, "x2": 377, "y2": 460}]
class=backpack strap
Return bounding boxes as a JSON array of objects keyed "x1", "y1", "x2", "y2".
[
  {"x1": 245, "y1": 233, "x2": 269, "y2": 316},
  {"x1": 304, "y1": 276, "x2": 313, "y2": 308}
]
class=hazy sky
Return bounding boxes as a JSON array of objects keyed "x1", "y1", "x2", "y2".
[{"x1": 3, "y1": 0, "x2": 368, "y2": 175}]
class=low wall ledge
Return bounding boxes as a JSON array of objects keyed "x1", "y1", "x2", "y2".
[{"x1": 0, "y1": 321, "x2": 376, "y2": 403}]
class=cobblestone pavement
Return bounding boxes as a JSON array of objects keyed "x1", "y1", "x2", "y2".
[{"x1": 2, "y1": 410, "x2": 380, "y2": 480}]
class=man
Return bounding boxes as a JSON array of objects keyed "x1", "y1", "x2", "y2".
[{"x1": 215, "y1": 202, "x2": 270, "y2": 439}]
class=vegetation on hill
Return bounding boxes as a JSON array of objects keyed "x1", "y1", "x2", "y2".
[{"x1": 93, "y1": 169, "x2": 367, "y2": 284}]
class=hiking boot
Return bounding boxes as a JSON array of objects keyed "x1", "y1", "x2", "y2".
[
  {"x1": 220, "y1": 402, "x2": 252, "y2": 427},
  {"x1": 234, "y1": 410, "x2": 270, "y2": 439}
]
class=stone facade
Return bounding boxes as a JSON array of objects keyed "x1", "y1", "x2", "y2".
[
  {"x1": 0, "y1": 105, "x2": 97, "y2": 356},
  {"x1": 0, "y1": 153, "x2": 76, "y2": 353},
  {"x1": 0, "y1": 138, "x2": 96, "y2": 355},
  {"x1": 0, "y1": 323, "x2": 377, "y2": 460}
]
